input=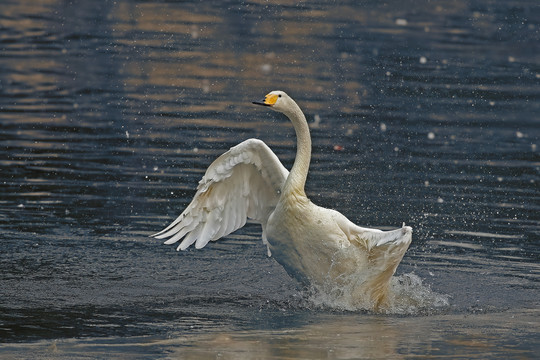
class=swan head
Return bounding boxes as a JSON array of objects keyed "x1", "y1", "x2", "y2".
[{"x1": 253, "y1": 90, "x2": 294, "y2": 114}]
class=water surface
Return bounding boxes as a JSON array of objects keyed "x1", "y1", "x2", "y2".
[{"x1": 1, "y1": 0, "x2": 539, "y2": 358}]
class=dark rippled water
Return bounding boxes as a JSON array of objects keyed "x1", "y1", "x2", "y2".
[{"x1": 1, "y1": 0, "x2": 539, "y2": 358}]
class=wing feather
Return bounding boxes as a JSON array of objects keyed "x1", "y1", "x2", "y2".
[
  {"x1": 152, "y1": 139, "x2": 288, "y2": 251},
  {"x1": 195, "y1": 209, "x2": 221, "y2": 249},
  {"x1": 179, "y1": 227, "x2": 200, "y2": 251}
]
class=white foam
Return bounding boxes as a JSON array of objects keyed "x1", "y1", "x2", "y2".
[
  {"x1": 307, "y1": 273, "x2": 449, "y2": 314},
  {"x1": 383, "y1": 273, "x2": 450, "y2": 314}
]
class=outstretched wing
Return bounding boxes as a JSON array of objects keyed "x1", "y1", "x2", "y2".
[{"x1": 151, "y1": 138, "x2": 288, "y2": 251}]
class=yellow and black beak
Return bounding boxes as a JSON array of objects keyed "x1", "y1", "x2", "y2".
[{"x1": 252, "y1": 93, "x2": 279, "y2": 107}]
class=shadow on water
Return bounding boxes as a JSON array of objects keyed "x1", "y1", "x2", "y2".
[{"x1": 0, "y1": 0, "x2": 539, "y2": 357}]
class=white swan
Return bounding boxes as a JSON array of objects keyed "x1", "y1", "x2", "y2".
[{"x1": 152, "y1": 91, "x2": 412, "y2": 310}]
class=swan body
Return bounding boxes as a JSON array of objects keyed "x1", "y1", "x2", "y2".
[{"x1": 152, "y1": 91, "x2": 412, "y2": 310}]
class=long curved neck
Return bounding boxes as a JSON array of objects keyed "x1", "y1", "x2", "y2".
[{"x1": 282, "y1": 102, "x2": 311, "y2": 198}]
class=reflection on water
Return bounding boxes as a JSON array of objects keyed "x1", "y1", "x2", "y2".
[
  {"x1": 166, "y1": 309, "x2": 540, "y2": 360},
  {"x1": 0, "y1": 0, "x2": 539, "y2": 356},
  {"x1": 2, "y1": 309, "x2": 538, "y2": 359}
]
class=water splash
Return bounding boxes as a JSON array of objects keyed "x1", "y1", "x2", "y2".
[
  {"x1": 383, "y1": 273, "x2": 450, "y2": 314},
  {"x1": 307, "y1": 273, "x2": 449, "y2": 314}
]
